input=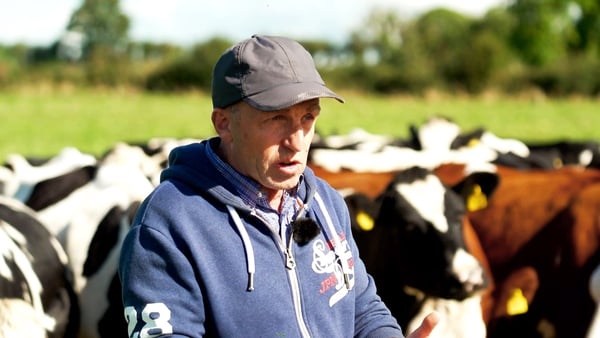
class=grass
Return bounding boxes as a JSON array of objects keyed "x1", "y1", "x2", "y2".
[
  {"x1": 318, "y1": 91, "x2": 600, "y2": 142},
  {"x1": 2, "y1": 86, "x2": 599, "y2": 160},
  {"x1": 3, "y1": 87, "x2": 213, "y2": 159}
]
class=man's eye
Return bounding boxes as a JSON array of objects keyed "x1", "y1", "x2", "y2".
[{"x1": 303, "y1": 114, "x2": 316, "y2": 122}]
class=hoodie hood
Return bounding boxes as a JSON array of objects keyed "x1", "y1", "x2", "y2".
[{"x1": 159, "y1": 138, "x2": 325, "y2": 291}]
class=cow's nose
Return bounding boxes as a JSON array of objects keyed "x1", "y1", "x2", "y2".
[{"x1": 453, "y1": 249, "x2": 488, "y2": 292}]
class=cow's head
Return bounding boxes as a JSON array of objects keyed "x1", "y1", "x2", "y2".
[{"x1": 354, "y1": 166, "x2": 498, "y2": 301}]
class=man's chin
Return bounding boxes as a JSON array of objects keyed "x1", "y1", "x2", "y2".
[{"x1": 268, "y1": 177, "x2": 301, "y2": 191}]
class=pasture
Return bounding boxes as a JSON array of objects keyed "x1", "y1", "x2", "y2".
[{"x1": 2, "y1": 87, "x2": 599, "y2": 160}]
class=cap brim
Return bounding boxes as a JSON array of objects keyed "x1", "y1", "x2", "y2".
[{"x1": 243, "y1": 82, "x2": 344, "y2": 111}]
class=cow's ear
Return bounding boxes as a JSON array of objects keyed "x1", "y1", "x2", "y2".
[
  {"x1": 374, "y1": 191, "x2": 406, "y2": 228},
  {"x1": 345, "y1": 193, "x2": 379, "y2": 232},
  {"x1": 452, "y1": 172, "x2": 500, "y2": 212},
  {"x1": 408, "y1": 123, "x2": 422, "y2": 150}
]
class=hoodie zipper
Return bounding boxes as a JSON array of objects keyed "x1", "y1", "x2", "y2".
[
  {"x1": 233, "y1": 193, "x2": 348, "y2": 338},
  {"x1": 285, "y1": 246, "x2": 296, "y2": 269},
  {"x1": 283, "y1": 230, "x2": 311, "y2": 338},
  {"x1": 250, "y1": 210, "x2": 311, "y2": 338}
]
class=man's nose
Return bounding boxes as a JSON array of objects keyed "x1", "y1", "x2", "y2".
[{"x1": 285, "y1": 126, "x2": 305, "y2": 152}]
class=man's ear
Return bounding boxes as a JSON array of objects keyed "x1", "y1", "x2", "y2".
[{"x1": 212, "y1": 108, "x2": 231, "y2": 140}]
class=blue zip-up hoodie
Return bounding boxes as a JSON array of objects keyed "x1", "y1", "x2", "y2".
[{"x1": 119, "y1": 138, "x2": 404, "y2": 338}]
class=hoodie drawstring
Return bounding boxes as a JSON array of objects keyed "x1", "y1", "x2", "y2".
[
  {"x1": 313, "y1": 192, "x2": 353, "y2": 290},
  {"x1": 226, "y1": 193, "x2": 352, "y2": 292},
  {"x1": 226, "y1": 205, "x2": 255, "y2": 291}
]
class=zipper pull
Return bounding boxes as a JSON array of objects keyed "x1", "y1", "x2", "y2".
[
  {"x1": 343, "y1": 273, "x2": 351, "y2": 290},
  {"x1": 285, "y1": 248, "x2": 296, "y2": 269}
]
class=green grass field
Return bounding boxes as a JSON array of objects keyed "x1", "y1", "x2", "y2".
[{"x1": 2, "y1": 87, "x2": 599, "y2": 160}]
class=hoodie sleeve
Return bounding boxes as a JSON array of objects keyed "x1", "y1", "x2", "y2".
[
  {"x1": 119, "y1": 217, "x2": 206, "y2": 338},
  {"x1": 351, "y1": 241, "x2": 406, "y2": 338}
]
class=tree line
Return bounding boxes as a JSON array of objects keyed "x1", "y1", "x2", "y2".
[{"x1": 1, "y1": 0, "x2": 599, "y2": 97}]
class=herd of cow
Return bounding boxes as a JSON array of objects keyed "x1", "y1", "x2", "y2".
[{"x1": 1, "y1": 116, "x2": 600, "y2": 338}]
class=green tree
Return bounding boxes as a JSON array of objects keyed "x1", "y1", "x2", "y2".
[
  {"x1": 508, "y1": 0, "x2": 576, "y2": 66},
  {"x1": 344, "y1": 9, "x2": 425, "y2": 93},
  {"x1": 463, "y1": 8, "x2": 520, "y2": 92},
  {"x1": 408, "y1": 8, "x2": 474, "y2": 90},
  {"x1": 145, "y1": 37, "x2": 233, "y2": 91},
  {"x1": 0, "y1": 44, "x2": 29, "y2": 86},
  {"x1": 348, "y1": 8, "x2": 405, "y2": 66},
  {"x1": 572, "y1": 0, "x2": 600, "y2": 53},
  {"x1": 66, "y1": 0, "x2": 130, "y2": 60}
]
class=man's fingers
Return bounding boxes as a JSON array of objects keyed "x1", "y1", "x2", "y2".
[{"x1": 406, "y1": 312, "x2": 440, "y2": 338}]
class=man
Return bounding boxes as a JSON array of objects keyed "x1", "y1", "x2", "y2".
[{"x1": 119, "y1": 34, "x2": 438, "y2": 338}]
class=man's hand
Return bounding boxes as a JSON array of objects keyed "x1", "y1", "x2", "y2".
[{"x1": 406, "y1": 312, "x2": 440, "y2": 338}]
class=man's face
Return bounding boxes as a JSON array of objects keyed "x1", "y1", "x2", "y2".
[{"x1": 217, "y1": 99, "x2": 321, "y2": 196}]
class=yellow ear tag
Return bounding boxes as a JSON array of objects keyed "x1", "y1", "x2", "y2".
[
  {"x1": 553, "y1": 157, "x2": 563, "y2": 169},
  {"x1": 467, "y1": 138, "x2": 480, "y2": 147},
  {"x1": 506, "y1": 288, "x2": 529, "y2": 316},
  {"x1": 466, "y1": 184, "x2": 488, "y2": 212},
  {"x1": 356, "y1": 211, "x2": 375, "y2": 231}
]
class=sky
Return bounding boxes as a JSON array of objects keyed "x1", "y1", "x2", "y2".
[{"x1": 0, "y1": 0, "x2": 507, "y2": 47}]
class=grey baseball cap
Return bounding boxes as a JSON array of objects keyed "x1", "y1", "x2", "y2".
[{"x1": 211, "y1": 35, "x2": 344, "y2": 111}]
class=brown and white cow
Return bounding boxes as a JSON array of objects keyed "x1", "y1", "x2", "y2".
[
  {"x1": 310, "y1": 127, "x2": 600, "y2": 337},
  {"x1": 467, "y1": 166, "x2": 600, "y2": 338}
]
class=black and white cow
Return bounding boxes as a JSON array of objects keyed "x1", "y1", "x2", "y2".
[
  {"x1": 1, "y1": 144, "x2": 158, "y2": 338},
  {"x1": 99, "y1": 137, "x2": 204, "y2": 186},
  {"x1": 308, "y1": 123, "x2": 501, "y2": 174},
  {"x1": 524, "y1": 140, "x2": 600, "y2": 170},
  {"x1": 345, "y1": 166, "x2": 499, "y2": 338},
  {"x1": 0, "y1": 195, "x2": 79, "y2": 338},
  {"x1": 412, "y1": 116, "x2": 600, "y2": 170},
  {"x1": 36, "y1": 151, "x2": 155, "y2": 338},
  {"x1": 0, "y1": 138, "x2": 211, "y2": 338},
  {"x1": 0, "y1": 147, "x2": 97, "y2": 204}
]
